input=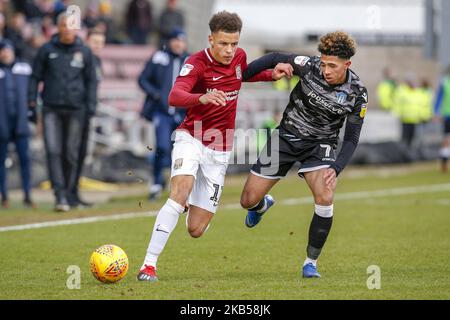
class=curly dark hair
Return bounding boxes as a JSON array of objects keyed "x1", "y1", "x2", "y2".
[
  {"x1": 209, "y1": 11, "x2": 242, "y2": 33},
  {"x1": 318, "y1": 31, "x2": 357, "y2": 59}
]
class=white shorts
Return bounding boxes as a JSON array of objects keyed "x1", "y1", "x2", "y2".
[{"x1": 170, "y1": 130, "x2": 231, "y2": 213}]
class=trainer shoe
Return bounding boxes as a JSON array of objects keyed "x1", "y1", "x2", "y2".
[
  {"x1": 1, "y1": 199, "x2": 9, "y2": 209},
  {"x1": 302, "y1": 263, "x2": 321, "y2": 278},
  {"x1": 137, "y1": 265, "x2": 158, "y2": 282},
  {"x1": 55, "y1": 197, "x2": 70, "y2": 212},
  {"x1": 23, "y1": 198, "x2": 37, "y2": 209},
  {"x1": 148, "y1": 184, "x2": 163, "y2": 201},
  {"x1": 245, "y1": 194, "x2": 275, "y2": 228}
]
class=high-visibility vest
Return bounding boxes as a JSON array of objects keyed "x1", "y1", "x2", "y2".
[
  {"x1": 393, "y1": 84, "x2": 423, "y2": 124},
  {"x1": 416, "y1": 87, "x2": 433, "y2": 122},
  {"x1": 377, "y1": 80, "x2": 396, "y2": 110}
]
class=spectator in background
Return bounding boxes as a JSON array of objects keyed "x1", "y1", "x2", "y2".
[
  {"x1": 377, "y1": 67, "x2": 397, "y2": 111},
  {"x1": 83, "y1": 1, "x2": 100, "y2": 29},
  {"x1": 53, "y1": 0, "x2": 71, "y2": 23},
  {"x1": 11, "y1": 0, "x2": 46, "y2": 21},
  {"x1": 417, "y1": 78, "x2": 433, "y2": 124},
  {"x1": 21, "y1": 32, "x2": 46, "y2": 63},
  {"x1": 70, "y1": 29, "x2": 105, "y2": 208},
  {"x1": 256, "y1": 109, "x2": 282, "y2": 154},
  {"x1": 392, "y1": 74, "x2": 423, "y2": 148},
  {"x1": 125, "y1": 0, "x2": 153, "y2": 45},
  {"x1": 97, "y1": 0, "x2": 119, "y2": 44},
  {"x1": 158, "y1": 0, "x2": 184, "y2": 49},
  {"x1": 434, "y1": 66, "x2": 450, "y2": 173},
  {"x1": 28, "y1": 13, "x2": 97, "y2": 212},
  {"x1": 138, "y1": 27, "x2": 188, "y2": 200},
  {"x1": 0, "y1": 12, "x2": 5, "y2": 40},
  {"x1": 40, "y1": 15, "x2": 57, "y2": 40},
  {"x1": 0, "y1": 39, "x2": 35, "y2": 209},
  {"x1": 5, "y1": 12, "x2": 29, "y2": 59}
]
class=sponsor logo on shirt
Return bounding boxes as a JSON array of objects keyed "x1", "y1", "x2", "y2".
[
  {"x1": 307, "y1": 91, "x2": 346, "y2": 115},
  {"x1": 180, "y1": 63, "x2": 194, "y2": 76},
  {"x1": 206, "y1": 88, "x2": 239, "y2": 102},
  {"x1": 236, "y1": 64, "x2": 242, "y2": 79}
]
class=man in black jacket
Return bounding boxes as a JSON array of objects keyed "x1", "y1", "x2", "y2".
[
  {"x1": 69, "y1": 30, "x2": 105, "y2": 208},
  {"x1": 28, "y1": 13, "x2": 97, "y2": 212}
]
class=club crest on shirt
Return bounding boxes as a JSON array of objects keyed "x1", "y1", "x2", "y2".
[
  {"x1": 336, "y1": 92, "x2": 347, "y2": 104},
  {"x1": 180, "y1": 64, "x2": 194, "y2": 76},
  {"x1": 236, "y1": 64, "x2": 241, "y2": 79},
  {"x1": 70, "y1": 51, "x2": 84, "y2": 68},
  {"x1": 173, "y1": 158, "x2": 183, "y2": 170}
]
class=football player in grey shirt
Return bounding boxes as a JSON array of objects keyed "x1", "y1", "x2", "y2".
[{"x1": 241, "y1": 31, "x2": 368, "y2": 278}]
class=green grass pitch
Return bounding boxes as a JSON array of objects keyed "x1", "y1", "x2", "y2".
[{"x1": 1, "y1": 163, "x2": 449, "y2": 300}]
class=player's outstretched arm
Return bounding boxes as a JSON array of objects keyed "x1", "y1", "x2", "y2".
[{"x1": 243, "y1": 52, "x2": 292, "y2": 81}]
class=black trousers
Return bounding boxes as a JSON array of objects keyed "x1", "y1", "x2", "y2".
[
  {"x1": 71, "y1": 114, "x2": 92, "y2": 200},
  {"x1": 42, "y1": 107, "x2": 85, "y2": 201},
  {"x1": 401, "y1": 123, "x2": 416, "y2": 148}
]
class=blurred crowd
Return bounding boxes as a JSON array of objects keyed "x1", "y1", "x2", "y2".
[
  {"x1": 0, "y1": 0, "x2": 185, "y2": 64},
  {"x1": 0, "y1": 0, "x2": 190, "y2": 211},
  {"x1": 376, "y1": 66, "x2": 450, "y2": 172}
]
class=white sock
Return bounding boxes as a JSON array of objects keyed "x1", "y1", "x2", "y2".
[
  {"x1": 142, "y1": 198, "x2": 184, "y2": 269},
  {"x1": 257, "y1": 198, "x2": 268, "y2": 214},
  {"x1": 304, "y1": 257, "x2": 318, "y2": 267}
]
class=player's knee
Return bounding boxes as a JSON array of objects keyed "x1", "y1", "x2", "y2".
[
  {"x1": 188, "y1": 226, "x2": 204, "y2": 238},
  {"x1": 314, "y1": 192, "x2": 334, "y2": 206},
  {"x1": 240, "y1": 190, "x2": 258, "y2": 209}
]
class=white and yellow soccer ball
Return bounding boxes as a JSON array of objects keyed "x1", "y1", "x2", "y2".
[{"x1": 89, "y1": 244, "x2": 129, "y2": 283}]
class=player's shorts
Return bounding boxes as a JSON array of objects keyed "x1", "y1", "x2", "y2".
[
  {"x1": 251, "y1": 126, "x2": 337, "y2": 179},
  {"x1": 171, "y1": 130, "x2": 230, "y2": 213},
  {"x1": 444, "y1": 118, "x2": 450, "y2": 135}
]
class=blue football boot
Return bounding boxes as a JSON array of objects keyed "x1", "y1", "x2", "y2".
[
  {"x1": 245, "y1": 195, "x2": 275, "y2": 228},
  {"x1": 302, "y1": 263, "x2": 321, "y2": 278}
]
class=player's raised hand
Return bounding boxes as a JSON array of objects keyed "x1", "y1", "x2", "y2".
[
  {"x1": 272, "y1": 63, "x2": 293, "y2": 80},
  {"x1": 199, "y1": 89, "x2": 227, "y2": 106},
  {"x1": 323, "y1": 168, "x2": 337, "y2": 189}
]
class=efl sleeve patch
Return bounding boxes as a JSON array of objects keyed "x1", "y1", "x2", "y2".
[
  {"x1": 294, "y1": 56, "x2": 310, "y2": 66},
  {"x1": 180, "y1": 64, "x2": 194, "y2": 76}
]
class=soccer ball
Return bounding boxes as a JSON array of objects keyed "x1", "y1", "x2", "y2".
[{"x1": 89, "y1": 244, "x2": 129, "y2": 283}]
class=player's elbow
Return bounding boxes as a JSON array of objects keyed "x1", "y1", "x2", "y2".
[{"x1": 168, "y1": 90, "x2": 177, "y2": 107}]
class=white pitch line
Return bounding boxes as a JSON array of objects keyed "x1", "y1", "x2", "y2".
[{"x1": 1, "y1": 183, "x2": 450, "y2": 233}]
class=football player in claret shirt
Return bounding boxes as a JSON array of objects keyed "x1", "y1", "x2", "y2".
[
  {"x1": 240, "y1": 31, "x2": 368, "y2": 278},
  {"x1": 137, "y1": 11, "x2": 291, "y2": 282}
]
